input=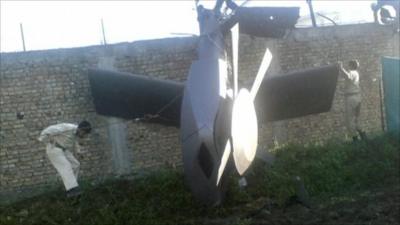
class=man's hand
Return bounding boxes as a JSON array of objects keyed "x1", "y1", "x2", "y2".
[
  {"x1": 338, "y1": 61, "x2": 351, "y2": 80},
  {"x1": 75, "y1": 142, "x2": 83, "y2": 154},
  {"x1": 48, "y1": 137, "x2": 55, "y2": 144},
  {"x1": 338, "y1": 61, "x2": 347, "y2": 74}
]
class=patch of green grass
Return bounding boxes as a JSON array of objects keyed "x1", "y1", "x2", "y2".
[
  {"x1": 0, "y1": 170, "x2": 249, "y2": 225},
  {"x1": 0, "y1": 134, "x2": 398, "y2": 225},
  {"x1": 246, "y1": 134, "x2": 400, "y2": 203}
]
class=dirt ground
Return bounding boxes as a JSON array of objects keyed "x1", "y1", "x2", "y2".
[
  {"x1": 1, "y1": 181, "x2": 399, "y2": 225},
  {"x1": 205, "y1": 184, "x2": 400, "y2": 225}
]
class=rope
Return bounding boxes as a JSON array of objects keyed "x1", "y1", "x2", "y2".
[
  {"x1": 36, "y1": 89, "x2": 183, "y2": 138},
  {"x1": 134, "y1": 92, "x2": 183, "y2": 123},
  {"x1": 205, "y1": 33, "x2": 225, "y2": 54}
]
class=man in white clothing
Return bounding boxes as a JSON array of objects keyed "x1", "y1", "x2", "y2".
[
  {"x1": 38, "y1": 121, "x2": 91, "y2": 197},
  {"x1": 339, "y1": 60, "x2": 366, "y2": 141}
]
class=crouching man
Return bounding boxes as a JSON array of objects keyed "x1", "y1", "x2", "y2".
[{"x1": 38, "y1": 121, "x2": 91, "y2": 197}]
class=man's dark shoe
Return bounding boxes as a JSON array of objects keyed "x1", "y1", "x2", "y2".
[{"x1": 66, "y1": 187, "x2": 81, "y2": 198}]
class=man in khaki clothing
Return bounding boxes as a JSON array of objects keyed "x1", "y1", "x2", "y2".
[
  {"x1": 38, "y1": 121, "x2": 91, "y2": 197},
  {"x1": 339, "y1": 60, "x2": 366, "y2": 141}
]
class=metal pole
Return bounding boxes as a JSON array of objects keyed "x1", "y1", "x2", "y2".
[
  {"x1": 378, "y1": 76, "x2": 386, "y2": 131},
  {"x1": 306, "y1": 0, "x2": 317, "y2": 27},
  {"x1": 20, "y1": 23, "x2": 26, "y2": 51},
  {"x1": 101, "y1": 18, "x2": 107, "y2": 45}
]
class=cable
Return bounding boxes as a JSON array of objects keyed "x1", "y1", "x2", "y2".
[
  {"x1": 37, "y1": 90, "x2": 183, "y2": 137},
  {"x1": 316, "y1": 12, "x2": 337, "y2": 26}
]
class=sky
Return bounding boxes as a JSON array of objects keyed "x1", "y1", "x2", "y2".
[{"x1": 0, "y1": 1, "x2": 376, "y2": 53}]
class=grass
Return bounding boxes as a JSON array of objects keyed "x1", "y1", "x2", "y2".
[
  {"x1": 0, "y1": 134, "x2": 398, "y2": 225},
  {"x1": 246, "y1": 133, "x2": 400, "y2": 203}
]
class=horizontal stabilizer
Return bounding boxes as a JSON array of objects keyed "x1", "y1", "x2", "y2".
[
  {"x1": 255, "y1": 64, "x2": 339, "y2": 122},
  {"x1": 224, "y1": 7, "x2": 300, "y2": 38},
  {"x1": 88, "y1": 69, "x2": 184, "y2": 127}
]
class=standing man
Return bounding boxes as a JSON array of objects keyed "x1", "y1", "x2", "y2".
[
  {"x1": 339, "y1": 60, "x2": 366, "y2": 141},
  {"x1": 38, "y1": 121, "x2": 91, "y2": 197}
]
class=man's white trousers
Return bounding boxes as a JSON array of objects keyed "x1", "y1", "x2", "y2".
[
  {"x1": 345, "y1": 93, "x2": 362, "y2": 137},
  {"x1": 46, "y1": 144, "x2": 80, "y2": 191}
]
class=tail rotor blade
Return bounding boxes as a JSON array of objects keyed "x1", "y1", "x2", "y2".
[
  {"x1": 216, "y1": 24, "x2": 240, "y2": 186},
  {"x1": 250, "y1": 48, "x2": 272, "y2": 101},
  {"x1": 232, "y1": 89, "x2": 258, "y2": 175},
  {"x1": 216, "y1": 140, "x2": 232, "y2": 185},
  {"x1": 231, "y1": 23, "x2": 239, "y2": 97}
]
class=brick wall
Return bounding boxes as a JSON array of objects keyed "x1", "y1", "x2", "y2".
[
  {"x1": 277, "y1": 24, "x2": 398, "y2": 144},
  {"x1": 1, "y1": 23, "x2": 398, "y2": 201}
]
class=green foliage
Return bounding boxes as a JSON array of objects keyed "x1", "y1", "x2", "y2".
[
  {"x1": 0, "y1": 170, "x2": 249, "y2": 225},
  {"x1": 0, "y1": 134, "x2": 398, "y2": 225},
  {"x1": 246, "y1": 134, "x2": 400, "y2": 203}
]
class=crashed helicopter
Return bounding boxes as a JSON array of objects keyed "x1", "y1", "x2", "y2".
[{"x1": 88, "y1": 0, "x2": 339, "y2": 206}]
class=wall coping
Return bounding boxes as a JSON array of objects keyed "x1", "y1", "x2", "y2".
[{"x1": 0, "y1": 23, "x2": 393, "y2": 63}]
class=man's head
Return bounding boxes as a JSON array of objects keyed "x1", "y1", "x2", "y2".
[
  {"x1": 76, "y1": 120, "x2": 91, "y2": 138},
  {"x1": 348, "y1": 60, "x2": 359, "y2": 70}
]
